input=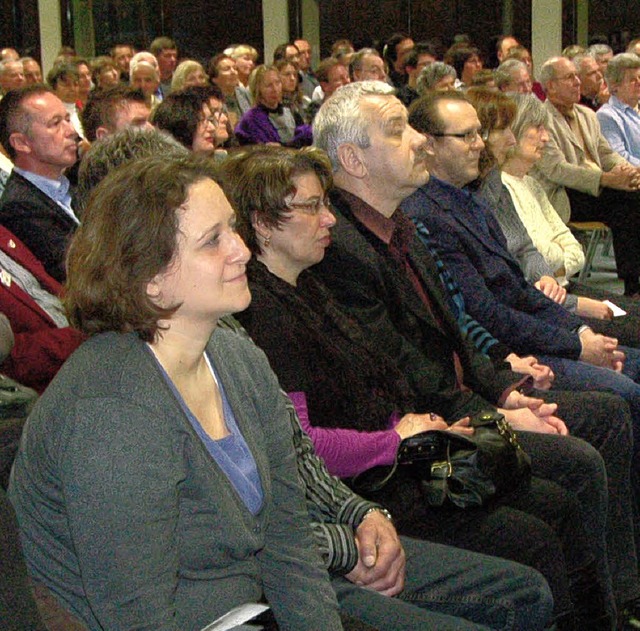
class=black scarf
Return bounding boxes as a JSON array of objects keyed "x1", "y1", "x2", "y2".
[{"x1": 238, "y1": 259, "x2": 416, "y2": 431}]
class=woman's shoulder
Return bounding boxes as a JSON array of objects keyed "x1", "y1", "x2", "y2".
[
  {"x1": 208, "y1": 324, "x2": 274, "y2": 376},
  {"x1": 42, "y1": 332, "x2": 161, "y2": 406},
  {"x1": 23, "y1": 333, "x2": 177, "y2": 454}
]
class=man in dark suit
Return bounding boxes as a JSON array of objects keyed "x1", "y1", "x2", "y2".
[
  {"x1": 401, "y1": 91, "x2": 640, "y2": 394},
  {"x1": 0, "y1": 85, "x2": 80, "y2": 282},
  {"x1": 310, "y1": 81, "x2": 640, "y2": 625}
]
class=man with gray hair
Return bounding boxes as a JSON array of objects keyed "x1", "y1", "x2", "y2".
[
  {"x1": 0, "y1": 85, "x2": 79, "y2": 281},
  {"x1": 310, "y1": 87, "x2": 640, "y2": 631},
  {"x1": 20, "y1": 57, "x2": 42, "y2": 85},
  {"x1": 573, "y1": 53, "x2": 608, "y2": 110},
  {"x1": 150, "y1": 36, "x2": 178, "y2": 97},
  {"x1": 416, "y1": 61, "x2": 457, "y2": 94},
  {"x1": 350, "y1": 48, "x2": 387, "y2": 82},
  {"x1": 588, "y1": 43, "x2": 614, "y2": 74},
  {"x1": 495, "y1": 59, "x2": 533, "y2": 94},
  {"x1": 597, "y1": 52, "x2": 640, "y2": 165},
  {"x1": 0, "y1": 59, "x2": 25, "y2": 96},
  {"x1": 533, "y1": 55, "x2": 640, "y2": 297}
]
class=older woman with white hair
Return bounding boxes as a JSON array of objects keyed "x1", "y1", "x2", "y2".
[
  {"x1": 597, "y1": 53, "x2": 640, "y2": 166},
  {"x1": 416, "y1": 61, "x2": 457, "y2": 95},
  {"x1": 475, "y1": 90, "x2": 640, "y2": 324},
  {"x1": 130, "y1": 56, "x2": 161, "y2": 108}
]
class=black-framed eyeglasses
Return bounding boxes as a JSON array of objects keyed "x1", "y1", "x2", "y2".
[
  {"x1": 200, "y1": 108, "x2": 228, "y2": 128},
  {"x1": 431, "y1": 128, "x2": 489, "y2": 144},
  {"x1": 286, "y1": 195, "x2": 332, "y2": 215}
]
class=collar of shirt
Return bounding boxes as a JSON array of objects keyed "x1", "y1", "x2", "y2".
[
  {"x1": 336, "y1": 187, "x2": 395, "y2": 244},
  {"x1": 610, "y1": 94, "x2": 639, "y2": 114},
  {"x1": 14, "y1": 167, "x2": 79, "y2": 224}
]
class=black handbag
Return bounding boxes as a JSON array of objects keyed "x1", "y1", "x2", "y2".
[{"x1": 351, "y1": 410, "x2": 531, "y2": 508}]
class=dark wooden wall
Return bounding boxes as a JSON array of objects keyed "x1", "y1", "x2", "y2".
[
  {"x1": 317, "y1": 0, "x2": 640, "y2": 61},
  {"x1": 318, "y1": 0, "x2": 506, "y2": 60},
  {"x1": 2, "y1": 0, "x2": 640, "y2": 67},
  {"x1": 0, "y1": 0, "x2": 40, "y2": 60},
  {"x1": 69, "y1": 0, "x2": 264, "y2": 65}
]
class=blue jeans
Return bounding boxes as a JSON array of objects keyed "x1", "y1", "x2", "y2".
[
  {"x1": 541, "y1": 345, "x2": 640, "y2": 458},
  {"x1": 539, "y1": 346, "x2": 640, "y2": 421},
  {"x1": 332, "y1": 536, "x2": 554, "y2": 630}
]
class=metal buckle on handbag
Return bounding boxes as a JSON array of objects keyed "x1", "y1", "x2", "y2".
[
  {"x1": 430, "y1": 460, "x2": 453, "y2": 478},
  {"x1": 430, "y1": 441, "x2": 453, "y2": 479}
]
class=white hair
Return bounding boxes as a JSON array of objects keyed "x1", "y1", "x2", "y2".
[
  {"x1": 313, "y1": 80, "x2": 395, "y2": 171},
  {"x1": 494, "y1": 59, "x2": 528, "y2": 90},
  {"x1": 130, "y1": 52, "x2": 158, "y2": 72}
]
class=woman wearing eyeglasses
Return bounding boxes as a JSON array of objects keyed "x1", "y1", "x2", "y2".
[
  {"x1": 222, "y1": 145, "x2": 610, "y2": 630},
  {"x1": 9, "y1": 154, "x2": 343, "y2": 631},
  {"x1": 151, "y1": 85, "x2": 231, "y2": 156}
]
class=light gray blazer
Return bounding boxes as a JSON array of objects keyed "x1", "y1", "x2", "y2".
[
  {"x1": 531, "y1": 101, "x2": 625, "y2": 222},
  {"x1": 9, "y1": 329, "x2": 341, "y2": 631}
]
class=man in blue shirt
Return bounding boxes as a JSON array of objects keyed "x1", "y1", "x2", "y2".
[{"x1": 0, "y1": 85, "x2": 79, "y2": 281}]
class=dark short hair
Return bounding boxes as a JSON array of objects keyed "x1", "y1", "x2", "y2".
[
  {"x1": 110, "y1": 43, "x2": 133, "y2": 57},
  {"x1": 0, "y1": 84, "x2": 53, "y2": 159},
  {"x1": 444, "y1": 45, "x2": 480, "y2": 79},
  {"x1": 273, "y1": 43, "x2": 294, "y2": 64},
  {"x1": 220, "y1": 145, "x2": 333, "y2": 255},
  {"x1": 81, "y1": 85, "x2": 146, "y2": 142},
  {"x1": 149, "y1": 36, "x2": 177, "y2": 57},
  {"x1": 151, "y1": 85, "x2": 220, "y2": 149},
  {"x1": 91, "y1": 56, "x2": 119, "y2": 85},
  {"x1": 66, "y1": 154, "x2": 218, "y2": 341},
  {"x1": 207, "y1": 53, "x2": 231, "y2": 79},
  {"x1": 46, "y1": 61, "x2": 79, "y2": 89},
  {"x1": 383, "y1": 32, "x2": 411, "y2": 65},
  {"x1": 408, "y1": 90, "x2": 470, "y2": 136},
  {"x1": 414, "y1": 41, "x2": 439, "y2": 59},
  {"x1": 315, "y1": 57, "x2": 344, "y2": 83}
]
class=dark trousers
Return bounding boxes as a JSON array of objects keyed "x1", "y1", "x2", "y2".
[{"x1": 360, "y1": 449, "x2": 603, "y2": 623}]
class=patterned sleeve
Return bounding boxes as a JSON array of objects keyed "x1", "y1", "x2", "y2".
[{"x1": 217, "y1": 315, "x2": 382, "y2": 574}]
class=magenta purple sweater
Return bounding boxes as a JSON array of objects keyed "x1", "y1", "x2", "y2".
[{"x1": 288, "y1": 391, "x2": 402, "y2": 478}]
